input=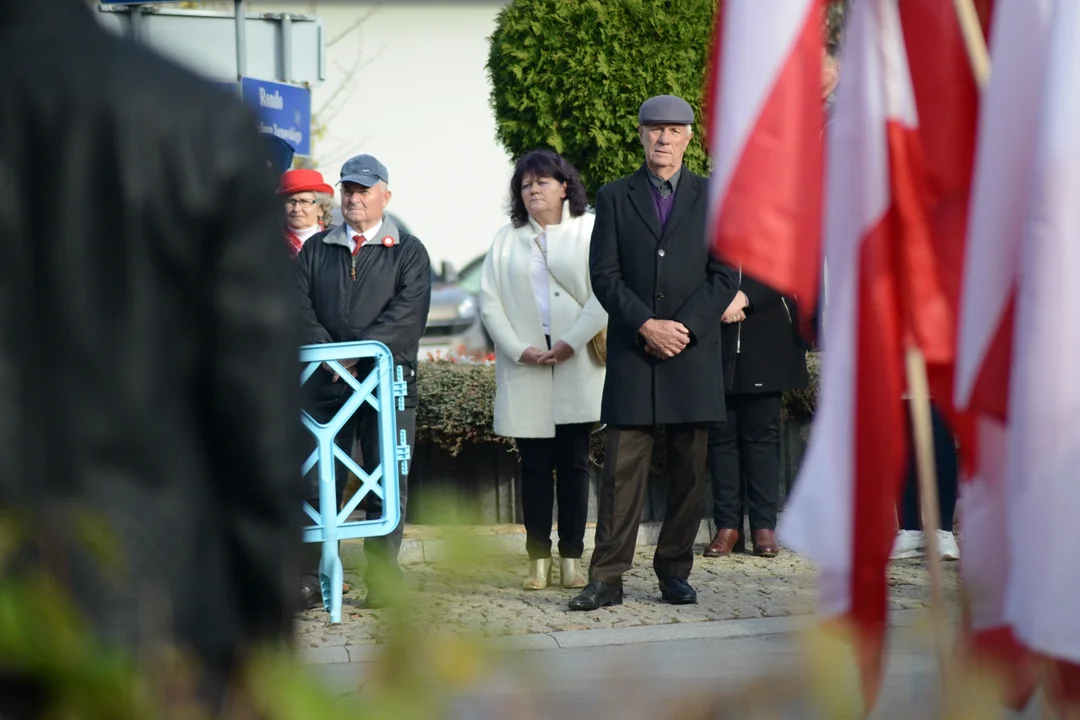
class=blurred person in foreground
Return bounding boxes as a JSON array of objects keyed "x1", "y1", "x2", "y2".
[
  {"x1": 571, "y1": 95, "x2": 738, "y2": 611},
  {"x1": 280, "y1": 168, "x2": 335, "y2": 259},
  {"x1": 295, "y1": 155, "x2": 431, "y2": 610},
  {"x1": 479, "y1": 149, "x2": 607, "y2": 591},
  {"x1": 263, "y1": 133, "x2": 296, "y2": 174},
  {"x1": 0, "y1": 0, "x2": 303, "y2": 716}
]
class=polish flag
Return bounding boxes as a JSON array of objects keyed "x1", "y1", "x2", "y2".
[
  {"x1": 777, "y1": 0, "x2": 929, "y2": 708},
  {"x1": 704, "y1": 0, "x2": 824, "y2": 317},
  {"x1": 956, "y1": 0, "x2": 1080, "y2": 711}
]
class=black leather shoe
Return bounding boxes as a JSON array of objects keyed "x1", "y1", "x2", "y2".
[
  {"x1": 299, "y1": 574, "x2": 323, "y2": 611},
  {"x1": 659, "y1": 577, "x2": 697, "y2": 605},
  {"x1": 568, "y1": 580, "x2": 623, "y2": 611}
]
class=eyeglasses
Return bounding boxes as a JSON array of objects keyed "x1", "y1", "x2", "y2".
[{"x1": 285, "y1": 198, "x2": 317, "y2": 208}]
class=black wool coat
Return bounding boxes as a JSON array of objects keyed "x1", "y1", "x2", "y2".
[
  {"x1": 721, "y1": 274, "x2": 810, "y2": 395},
  {"x1": 589, "y1": 166, "x2": 739, "y2": 426}
]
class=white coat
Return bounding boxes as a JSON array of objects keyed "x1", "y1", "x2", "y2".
[{"x1": 479, "y1": 203, "x2": 608, "y2": 439}]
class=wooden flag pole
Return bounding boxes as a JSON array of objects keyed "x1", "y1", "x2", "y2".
[
  {"x1": 943, "y1": 0, "x2": 992, "y2": 698},
  {"x1": 951, "y1": 0, "x2": 992, "y2": 89},
  {"x1": 904, "y1": 345, "x2": 951, "y2": 683}
]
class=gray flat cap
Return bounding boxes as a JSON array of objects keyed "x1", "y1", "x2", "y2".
[
  {"x1": 638, "y1": 94, "x2": 695, "y2": 125},
  {"x1": 340, "y1": 154, "x2": 389, "y2": 186}
]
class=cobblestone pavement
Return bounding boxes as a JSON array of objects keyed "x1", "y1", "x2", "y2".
[{"x1": 295, "y1": 542, "x2": 960, "y2": 650}]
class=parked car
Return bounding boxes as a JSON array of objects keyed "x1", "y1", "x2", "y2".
[
  {"x1": 329, "y1": 208, "x2": 490, "y2": 359},
  {"x1": 422, "y1": 269, "x2": 489, "y2": 360},
  {"x1": 424, "y1": 253, "x2": 490, "y2": 360}
]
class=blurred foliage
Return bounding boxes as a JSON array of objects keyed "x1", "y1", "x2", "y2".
[
  {"x1": 1, "y1": 497, "x2": 1043, "y2": 719},
  {"x1": 0, "y1": 485, "x2": 1054, "y2": 720},
  {"x1": 488, "y1": 0, "x2": 849, "y2": 197},
  {"x1": 416, "y1": 352, "x2": 821, "y2": 459}
]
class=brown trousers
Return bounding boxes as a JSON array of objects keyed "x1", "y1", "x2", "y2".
[{"x1": 589, "y1": 424, "x2": 708, "y2": 584}]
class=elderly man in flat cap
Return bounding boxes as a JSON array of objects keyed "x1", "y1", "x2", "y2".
[
  {"x1": 572, "y1": 95, "x2": 741, "y2": 611},
  {"x1": 296, "y1": 154, "x2": 432, "y2": 609}
]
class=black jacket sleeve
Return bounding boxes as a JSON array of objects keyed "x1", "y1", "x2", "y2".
[
  {"x1": 672, "y1": 254, "x2": 739, "y2": 346},
  {"x1": 206, "y1": 104, "x2": 305, "y2": 644},
  {"x1": 355, "y1": 238, "x2": 432, "y2": 354},
  {"x1": 295, "y1": 240, "x2": 334, "y2": 345},
  {"x1": 741, "y1": 274, "x2": 784, "y2": 313},
  {"x1": 589, "y1": 187, "x2": 656, "y2": 340}
]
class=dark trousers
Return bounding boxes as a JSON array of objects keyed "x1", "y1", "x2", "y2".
[
  {"x1": 589, "y1": 424, "x2": 708, "y2": 584},
  {"x1": 516, "y1": 422, "x2": 592, "y2": 560},
  {"x1": 707, "y1": 392, "x2": 783, "y2": 532},
  {"x1": 899, "y1": 402, "x2": 958, "y2": 531},
  {"x1": 303, "y1": 402, "x2": 415, "y2": 585}
]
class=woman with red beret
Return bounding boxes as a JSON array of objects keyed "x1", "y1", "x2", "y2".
[{"x1": 280, "y1": 168, "x2": 335, "y2": 259}]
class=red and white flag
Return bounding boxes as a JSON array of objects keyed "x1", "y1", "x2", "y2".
[
  {"x1": 895, "y1": 0, "x2": 990, "y2": 466},
  {"x1": 956, "y1": 0, "x2": 1080, "y2": 711},
  {"x1": 777, "y1": 0, "x2": 928, "y2": 707},
  {"x1": 705, "y1": 0, "x2": 824, "y2": 314}
]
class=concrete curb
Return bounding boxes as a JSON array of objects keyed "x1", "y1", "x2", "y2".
[{"x1": 298, "y1": 607, "x2": 949, "y2": 666}]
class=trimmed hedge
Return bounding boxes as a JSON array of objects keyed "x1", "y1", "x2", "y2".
[
  {"x1": 487, "y1": 0, "x2": 716, "y2": 197},
  {"x1": 415, "y1": 353, "x2": 820, "y2": 457}
]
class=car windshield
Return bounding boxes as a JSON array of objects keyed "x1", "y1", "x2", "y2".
[{"x1": 456, "y1": 255, "x2": 484, "y2": 294}]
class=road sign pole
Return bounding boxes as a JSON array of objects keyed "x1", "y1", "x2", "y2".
[
  {"x1": 129, "y1": 3, "x2": 143, "y2": 44},
  {"x1": 234, "y1": 0, "x2": 247, "y2": 81},
  {"x1": 282, "y1": 13, "x2": 293, "y2": 83}
]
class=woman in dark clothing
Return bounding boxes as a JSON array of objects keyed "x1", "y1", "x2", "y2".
[
  {"x1": 891, "y1": 402, "x2": 961, "y2": 560},
  {"x1": 703, "y1": 273, "x2": 809, "y2": 558}
]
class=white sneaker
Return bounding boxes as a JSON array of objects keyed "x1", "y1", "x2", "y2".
[
  {"x1": 890, "y1": 530, "x2": 924, "y2": 559},
  {"x1": 936, "y1": 530, "x2": 960, "y2": 561}
]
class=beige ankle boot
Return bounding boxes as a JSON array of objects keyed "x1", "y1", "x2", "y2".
[
  {"x1": 522, "y1": 558, "x2": 553, "y2": 590},
  {"x1": 560, "y1": 558, "x2": 587, "y2": 589}
]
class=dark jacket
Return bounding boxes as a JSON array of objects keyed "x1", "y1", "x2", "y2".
[
  {"x1": 721, "y1": 274, "x2": 810, "y2": 395},
  {"x1": 296, "y1": 219, "x2": 432, "y2": 408},
  {"x1": 0, "y1": 0, "x2": 302, "y2": 682},
  {"x1": 589, "y1": 166, "x2": 739, "y2": 426}
]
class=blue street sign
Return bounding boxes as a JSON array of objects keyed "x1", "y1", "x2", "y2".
[{"x1": 239, "y1": 77, "x2": 312, "y2": 157}]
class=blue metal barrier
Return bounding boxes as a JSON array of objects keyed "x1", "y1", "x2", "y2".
[{"x1": 300, "y1": 340, "x2": 410, "y2": 623}]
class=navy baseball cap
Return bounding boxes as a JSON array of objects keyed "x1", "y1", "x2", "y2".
[{"x1": 340, "y1": 154, "x2": 389, "y2": 187}]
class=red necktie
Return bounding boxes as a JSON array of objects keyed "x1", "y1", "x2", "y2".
[{"x1": 352, "y1": 235, "x2": 366, "y2": 256}]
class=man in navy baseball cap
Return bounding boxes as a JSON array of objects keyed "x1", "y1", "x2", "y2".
[{"x1": 297, "y1": 151, "x2": 431, "y2": 610}]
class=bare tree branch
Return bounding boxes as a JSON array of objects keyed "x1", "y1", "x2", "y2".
[
  {"x1": 303, "y1": 1, "x2": 384, "y2": 164},
  {"x1": 327, "y1": 3, "x2": 382, "y2": 48}
]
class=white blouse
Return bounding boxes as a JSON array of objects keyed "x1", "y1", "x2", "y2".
[{"x1": 529, "y1": 231, "x2": 552, "y2": 336}]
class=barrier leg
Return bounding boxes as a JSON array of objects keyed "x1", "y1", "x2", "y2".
[
  {"x1": 316, "y1": 428, "x2": 343, "y2": 622},
  {"x1": 319, "y1": 540, "x2": 344, "y2": 623}
]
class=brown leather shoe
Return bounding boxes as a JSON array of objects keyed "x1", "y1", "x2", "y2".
[
  {"x1": 703, "y1": 528, "x2": 742, "y2": 557},
  {"x1": 752, "y1": 529, "x2": 780, "y2": 557}
]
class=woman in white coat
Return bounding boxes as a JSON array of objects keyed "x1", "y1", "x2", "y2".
[{"x1": 480, "y1": 150, "x2": 608, "y2": 591}]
